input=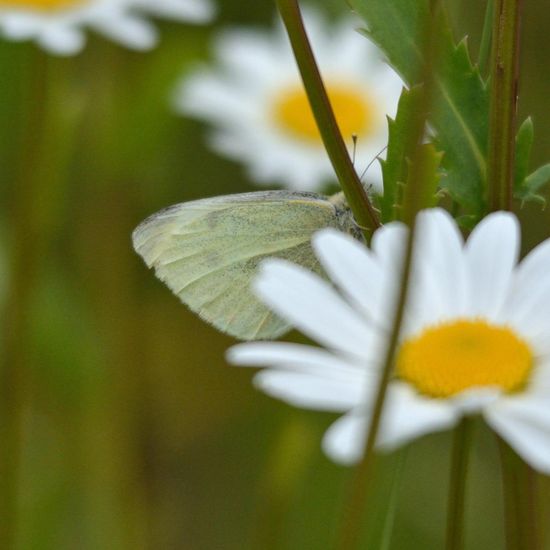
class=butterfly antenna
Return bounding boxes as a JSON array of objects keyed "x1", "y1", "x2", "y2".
[{"x1": 359, "y1": 145, "x2": 388, "y2": 181}]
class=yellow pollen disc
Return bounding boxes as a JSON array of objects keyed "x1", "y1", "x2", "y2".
[
  {"x1": 0, "y1": 0, "x2": 82, "y2": 10},
  {"x1": 396, "y1": 320, "x2": 533, "y2": 398},
  {"x1": 272, "y1": 82, "x2": 376, "y2": 143}
]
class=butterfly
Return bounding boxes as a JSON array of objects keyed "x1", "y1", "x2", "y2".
[{"x1": 133, "y1": 190, "x2": 362, "y2": 340}]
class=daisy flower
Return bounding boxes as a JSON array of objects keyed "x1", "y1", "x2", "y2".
[
  {"x1": 0, "y1": 0, "x2": 214, "y2": 56},
  {"x1": 228, "y1": 209, "x2": 550, "y2": 473},
  {"x1": 174, "y1": 8, "x2": 403, "y2": 192}
]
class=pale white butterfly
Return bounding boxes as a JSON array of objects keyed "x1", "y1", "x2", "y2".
[{"x1": 132, "y1": 190, "x2": 362, "y2": 340}]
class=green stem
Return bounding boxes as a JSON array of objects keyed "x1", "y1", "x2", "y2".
[
  {"x1": 378, "y1": 450, "x2": 407, "y2": 550},
  {"x1": 498, "y1": 438, "x2": 540, "y2": 550},
  {"x1": 487, "y1": 0, "x2": 523, "y2": 212},
  {"x1": 479, "y1": 0, "x2": 495, "y2": 76},
  {"x1": 523, "y1": 464, "x2": 540, "y2": 550},
  {"x1": 446, "y1": 418, "x2": 474, "y2": 550},
  {"x1": 275, "y1": 0, "x2": 380, "y2": 235},
  {"x1": 333, "y1": 3, "x2": 444, "y2": 549},
  {"x1": 498, "y1": 438, "x2": 522, "y2": 550}
]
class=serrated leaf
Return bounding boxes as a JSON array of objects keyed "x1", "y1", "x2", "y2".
[
  {"x1": 514, "y1": 117, "x2": 534, "y2": 188},
  {"x1": 352, "y1": 0, "x2": 429, "y2": 84},
  {"x1": 350, "y1": 0, "x2": 489, "y2": 214},
  {"x1": 432, "y1": 40, "x2": 488, "y2": 211},
  {"x1": 380, "y1": 86, "x2": 423, "y2": 221}
]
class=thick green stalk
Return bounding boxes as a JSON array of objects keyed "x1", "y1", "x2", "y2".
[
  {"x1": 487, "y1": 2, "x2": 531, "y2": 546},
  {"x1": 275, "y1": 0, "x2": 380, "y2": 235},
  {"x1": 446, "y1": 418, "x2": 474, "y2": 550},
  {"x1": 487, "y1": 0, "x2": 523, "y2": 211}
]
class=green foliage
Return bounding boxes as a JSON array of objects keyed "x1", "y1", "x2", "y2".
[
  {"x1": 380, "y1": 86, "x2": 423, "y2": 222},
  {"x1": 514, "y1": 117, "x2": 534, "y2": 186},
  {"x1": 350, "y1": 0, "x2": 489, "y2": 215},
  {"x1": 514, "y1": 117, "x2": 550, "y2": 204},
  {"x1": 401, "y1": 144, "x2": 443, "y2": 224},
  {"x1": 353, "y1": 0, "x2": 429, "y2": 84},
  {"x1": 432, "y1": 40, "x2": 488, "y2": 212}
]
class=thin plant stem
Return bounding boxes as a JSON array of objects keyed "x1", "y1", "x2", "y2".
[
  {"x1": 498, "y1": 437, "x2": 522, "y2": 550},
  {"x1": 0, "y1": 47, "x2": 51, "y2": 549},
  {"x1": 487, "y1": 0, "x2": 523, "y2": 212},
  {"x1": 275, "y1": 0, "x2": 380, "y2": 235},
  {"x1": 497, "y1": 437, "x2": 540, "y2": 550},
  {"x1": 446, "y1": 418, "x2": 474, "y2": 550},
  {"x1": 523, "y1": 464, "x2": 540, "y2": 550},
  {"x1": 337, "y1": 23, "x2": 446, "y2": 550},
  {"x1": 334, "y1": 2, "x2": 443, "y2": 548},
  {"x1": 334, "y1": 214, "x2": 416, "y2": 550},
  {"x1": 479, "y1": 0, "x2": 495, "y2": 76},
  {"x1": 378, "y1": 450, "x2": 408, "y2": 550}
]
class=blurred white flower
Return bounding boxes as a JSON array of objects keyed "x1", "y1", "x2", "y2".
[
  {"x1": 228, "y1": 209, "x2": 550, "y2": 473},
  {"x1": 0, "y1": 0, "x2": 214, "y2": 55},
  {"x1": 174, "y1": 8, "x2": 403, "y2": 192}
]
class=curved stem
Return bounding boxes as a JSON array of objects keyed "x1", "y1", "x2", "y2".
[
  {"x1": 275, "y1": 0, "x2": 380, "y2": 235},
  {"x1": 446, "y1": 418, "x2": 474, "y2": 550},
  {"x1": 487, "y1": 0, "x2": 523, "y2": 212}
]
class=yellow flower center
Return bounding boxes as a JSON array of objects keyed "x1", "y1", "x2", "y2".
[
  {"x1": 0, "y1": 0, "x2": 82, "y2": 10},
  {"x1": 396, "y1": 320, "x2": 533, "y2": 398},
  {"x1": 272, "y1": 82, "x2": 377, "y2": 143}
]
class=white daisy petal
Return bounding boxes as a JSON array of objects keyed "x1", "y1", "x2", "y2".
[
  {"x1": 450, "y1": 387, "x2": 501, "y2": 413},
  {"x1": 485, "y1": 397, "x2": 550, "y2": 474},
  {"x1": 253, "y1": 370, "x2": 367, "y2": 412},
  {"x1": 322, "y1": 412, "x2": 366, "y2": 465},
  {"x1": 511, "y1": 238, "x2": 550, "y2": 290},
  {"x1": 507, "y1": 280, "x2": 550, "y2": 345},
  {"x1": 464, "y1": 212, "x2": 520, "y2": 319},
  {"x1": 136, "y1": 0, "x2": 214, "y2": 22},
  {"x1": 0, "y1": 0, "x2": 212, "y2": 55},
  {"x1": 371, "y1": 221, "x2": 408, "y2": 269},
  {"x1": 224, "y1": 207, "x2": 550, "y2": 471},
  {"x1": 38, "y1": 25, "x2": 85, "y2": 55},
  {"x1": 376, "y1": 384, "x2": 459, "y2": 450},
  {"x1": 0, "y1": 13, "x2": 40, "y2": 38},
  {"x1": 254, "y1": 259, "x2": 375, "y2": 358},
  {"x1": 226, "y1": 342, "x2": 366, "y2": 381},
  {"x1": 312, "y1": 229, "x2": 385, "y2": 324},
  {"x1": 96, "y1": 15, "x2": 158, "y2": 50},
  {"x1": 174, "y1": 8, "x2": 404, "y2": 191},
  {"x1": 413, "y1": 208, "x2": 467, "y2": 320}
]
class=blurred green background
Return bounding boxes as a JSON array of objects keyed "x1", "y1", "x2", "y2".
[{"x1": 1, "y1": 0, "x2": 550, "y2": 548}]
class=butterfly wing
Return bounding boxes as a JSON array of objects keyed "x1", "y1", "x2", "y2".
[{"x1": 133, "y1": 191, "x2": 355, "y2": 340}]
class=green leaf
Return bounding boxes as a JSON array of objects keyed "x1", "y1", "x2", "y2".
[
  {"x1": 353, "y1": 0, "x2": 429, "y2": 84},
  {"x1": 380, "y1": 86, "x2": 423, "y2": 222},
  {"x1": 350, "y1": 0, "x2": 489, "y2": 214},
  {"x1": 513, "y1": 119, "x2": 550, "y2": 204},
  {"x1": 432, "y1": 40, "x2": 488, "y2": 211},
  {"x1": 401, "y1": 144, "x2": 443, "y2": 224},
  {"x1": 514, "y1": 117, "x2": 534, "y2": 188},
  {"x1": 516, "y1": 164, "x2": 550, "y2": 203}
]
